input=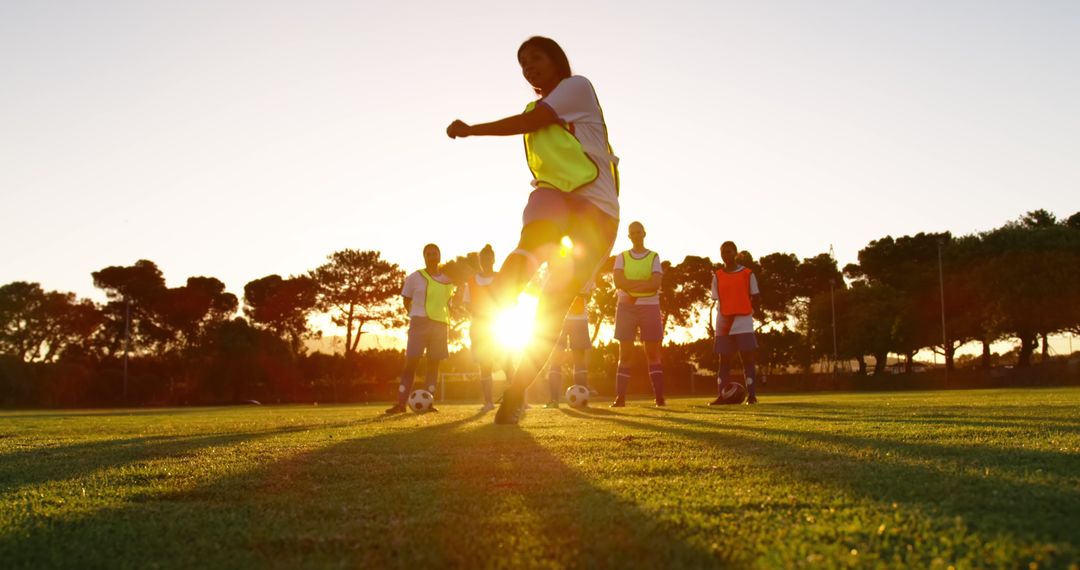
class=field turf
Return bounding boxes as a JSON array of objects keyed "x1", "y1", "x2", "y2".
[{"x1": 1, "y1": 388, "x2": 1078, "y2": 569}]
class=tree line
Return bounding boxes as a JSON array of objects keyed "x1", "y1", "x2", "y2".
[{"x1": 2, "y1": 209, "x2": 1078, "y2": 406}]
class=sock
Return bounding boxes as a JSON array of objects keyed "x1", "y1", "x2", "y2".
[
  {"x1": 717, "y1": 363, "x2": 731, "y2": 397},
  {"x1": 480, "y1": 374, "x2": 493, "y2": 405},
  {"x1": 573, "y1": 366, "x2": 588, "y2": 388},
  {"x1": 649, "y1": 363, "x2": 664, "y2": 400},
  {"x1": 615, "y1": 364, "x2": 631, "y2": 399},
  {"x1": 425, "y1": 366, "x2": 439, "y2": 398},
  {"x1": 743, "y1": 361, "x2": 757, "y2": 399},
  {"x1": 548, "y1": 365, "x2": 562, "y2": 401},
  {"x1": 398, "y1": 371, "x2": 414, "y2": 405}
]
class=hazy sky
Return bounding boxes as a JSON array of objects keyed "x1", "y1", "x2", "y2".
[{"x1": 3, "y1": 0, "x2": 1078, "y2": 316}]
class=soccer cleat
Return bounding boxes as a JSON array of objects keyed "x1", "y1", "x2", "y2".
[
  {"x1": 494, "y1": 387, "x2": 525, "y2": 424},
  {"x1": 744, "y1": 396, "x2": 758, "y2": 405},
  {"x1": 479, "y1": 403, "x2": 495, "y2": 412},
  {"x1": 708, "y1": 397, "x2": 725, "y2": 406},
  {"x1": 544, "y1": 401, "x2": 560, "y2": 409},
  {"x1": 609, "y1": 397, "x2": 626, "y2": 408},
  {"x1": 654, "y1": 399, "x2": 667, "y2": 407},
  {"x1": 384, "y1": 404, "x2": 407, "y2": 414}
]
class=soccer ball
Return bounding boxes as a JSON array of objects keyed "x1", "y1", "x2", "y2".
[
  {"x1": 565, "y1": 384, "x2": 590, "y2": 408},
  {"x1": 719, "y1": 382, "x2": 747, "y2": 405},
  {"x1": 408, "y1": 390, "x2": 435, "y2": 413}
]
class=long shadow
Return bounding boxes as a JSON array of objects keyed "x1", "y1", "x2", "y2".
[
  {"x1": 0, "y1": 410, "x2": 722, "y2": 569},
  {"x1": 736, "y1": 409, "x2": 1080, "y2": 433},
  {"x1": 559, "y1": 408, "x2": 1080, "y2": 553},
  {"x1": 0, "y1": 418, "x2": 376, "y2": 493}
]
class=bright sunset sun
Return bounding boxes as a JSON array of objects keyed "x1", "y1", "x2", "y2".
[{"x1": 492, "y1": 291, "x2": 539, "y2": 350}]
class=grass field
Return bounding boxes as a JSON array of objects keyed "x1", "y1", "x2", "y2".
[{"x1": 1, "y1": 388, "x2": 1078, "y2": 569}]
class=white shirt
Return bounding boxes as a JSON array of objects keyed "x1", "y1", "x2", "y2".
[
  {"x1": 613, "y1": 249, "x2": 663, "y2": 305},
  {"x1": 402, "y1": 269, "x2": 452, "y2": 319},
  {"x1": 538, "y1": 75, "x2": 619, "y2": 220},
  {"x1": 711, "y1": 266, "x2": 760, "y2": 335},
  {"x1": 462, "y1": 274, "x2": 495, "y2": 305}
]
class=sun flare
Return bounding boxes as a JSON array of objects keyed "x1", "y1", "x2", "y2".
[{"x1": 493, "y1": 292, "x2": 539, "y2": 350}]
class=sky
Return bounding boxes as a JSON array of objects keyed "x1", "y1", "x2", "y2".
[{"x1": 2, "y1": 1, "x2": 1078, "y2": 347}]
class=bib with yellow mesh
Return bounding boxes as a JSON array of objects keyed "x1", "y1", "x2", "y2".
[{"x1": 523, "y1": 101, "x2": 599, "y2": 192}]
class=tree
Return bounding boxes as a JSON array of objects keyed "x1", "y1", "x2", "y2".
[
  {"x1": 590, "y1": 256, "x2": 618, "y2": 342},
  {"x1": 158, "y1": 277, "x2": 238, "y2": 351},
  {"x1": 92, "y1": 260, "x2": 169, "y2": 355},
  {"x1": 970, "y1": 217, "x2": 1080, "y2": 366},
  {"x1": 310, "y1": 250, "x2": 405, "y2": 355},
  {"x1": 244, "y1": 275, "x2": 319, "y2": 354},
  {"x1": 659, "y1": 256, "x2": 714, "y2": 334},
  {"x1": 0, "y1": 282, "x2": 104, "y2": 362}
]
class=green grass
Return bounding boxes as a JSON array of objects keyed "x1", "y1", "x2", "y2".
[{"x1": 1, "y1": 389, "x2": 1078, "y2": 569}]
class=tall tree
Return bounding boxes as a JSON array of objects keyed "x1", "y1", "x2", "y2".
[
  {"x1": 659, "y1": 256, "x2": 714, "y2": 334},
  {"x1": 92, "y1": 260, "x2": 169, "y2": 355},
  {"x1": 244, "y1": 275, "x2": 319, "y2": 354},
  {"x1": 310, "y1": 250, "x2": 405, "y2": 355}
]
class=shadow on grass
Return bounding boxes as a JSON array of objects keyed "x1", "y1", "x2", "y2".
[
  {"x1": 0, "y1": 410, "x2": 721, "y2": 569},
  {"x1": 560, "y1": 408, "x2": 1080, "y2": 554},
  {"x1": 0, "y1": 418, "x2": 379, "y2": 493}
]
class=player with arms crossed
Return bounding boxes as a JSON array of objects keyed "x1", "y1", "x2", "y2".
[
  {"x1": 447, "y1": 36, "x2": 620, "y2": 424},
  {"x1": 611, "y1": 221, "x2": 666, "y2": 407},
  {"x1": 710, "y1": 241, "x2": 761, "y2": 405}
]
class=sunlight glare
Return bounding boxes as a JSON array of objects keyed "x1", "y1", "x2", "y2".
[{"x1": 493, "y1": 292, "x2": 539, "y2": 350}]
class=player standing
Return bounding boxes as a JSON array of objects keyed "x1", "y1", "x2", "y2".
[
  {"x1": 464, "y1": 244, "x2": 501, "y2": 412},
  {"x1": 710, "y1": 241, "x2": 761, "y2": 405},
  {"x1": 611, "y1": 221, "x2": 665, "y2": 407},
  {"x1": 386, "y1": 244, "x2": 455, "y2": 414}
]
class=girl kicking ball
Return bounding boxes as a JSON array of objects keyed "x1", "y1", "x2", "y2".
[{"x1": 447, "y1": 36, "x2": 620, "y2": 424}]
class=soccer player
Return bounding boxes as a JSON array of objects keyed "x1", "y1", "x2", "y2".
[
  {"x1": 710, "y1": 241, "x2": 761, "y2": 405},
  {"x1": 545, "y1": 286, "x2": 593, "y2": 408},
  {"x1": 447, "y1": 37, "x2": 620, "y2": 424},
  {"x1": 385, "y1": 244, "x2": 455, "y2": 414},
  {"x1": 464, "y1": 244, "x2": 500, "y2": 411},
  {"x1": 611, "y1": 221, "x2": 665, "y2": 407}
]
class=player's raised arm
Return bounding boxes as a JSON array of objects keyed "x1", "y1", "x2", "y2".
[{"x1": 447, "y1": 104, "x2": 559, "y2": 138}]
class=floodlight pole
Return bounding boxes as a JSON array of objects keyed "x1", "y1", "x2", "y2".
[
  {"x1": 123, "y1": 297, "x2": 130, "y2": 400},
  {"x1": 829, "y1": 278, "x2": 838, "y2": 372},
  {"x1": 938, "y1": 240, "x2": 948, "y2": 375}
]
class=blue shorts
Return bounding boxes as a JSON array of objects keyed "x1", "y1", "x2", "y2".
[
  {"x1": 558, "y1": 318, "x2": 591, "y2": 351},
  {"x1": 714, "y1": 333, "x2": 757, "y2": 355},
  {"x1": 406, "y1": 317, "x2": 449, "y2": 360},
  {"x1": 614, "y1": 303, "x2": 664, "y2": 342}
]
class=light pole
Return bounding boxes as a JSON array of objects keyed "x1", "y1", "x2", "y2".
[
  {"x1": 123, "y1": 297, "x2": 130, "y2": 400},
  {"x1": 938, "y1": 239, "x2": 948, "y2": 374}
]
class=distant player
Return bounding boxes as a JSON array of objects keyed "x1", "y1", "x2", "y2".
[
  {"x1": 447, "y1": 36, "x2": 620, "y2": 424},
  {"x1": 611, "y1": 221, "x2": 665, "y2": 407},
  {"x1": 386, "y1": 244, "x2": 455, "y2": 414},
  {"x1": 545, "y1": 286, "x2": 593, "y2": 408},
  {"x1": 464, "y1": 244, "x2": 501, "y2": 412},
  {"x1": 710, "y1": 241, "x2": 761, "y2": 405}
]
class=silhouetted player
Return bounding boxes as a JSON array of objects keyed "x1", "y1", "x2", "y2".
[
  {"x1": 447, "y1": 36, "x2": 620, "y2": 424},
  {"x1": 710, "y1": 241, "x2": 761, "y2": 405}
]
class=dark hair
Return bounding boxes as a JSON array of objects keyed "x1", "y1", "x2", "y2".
[
  {"x1": 423, "y1": 243, "x2": 440, "y2": 253},
  {"x1": 721, "y1": 241, "x2": 737, "y2": 251},
  {"x1": 517, "y1": 36, "x2": 572, "y2": 94},
  {"x1": 480, "y1": 244, "x2": 494, "y2": 256}
]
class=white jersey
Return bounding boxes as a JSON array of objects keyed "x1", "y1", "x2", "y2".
[{"x1": 537, "y1": 75, "x2": 619, "y2": 220}]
